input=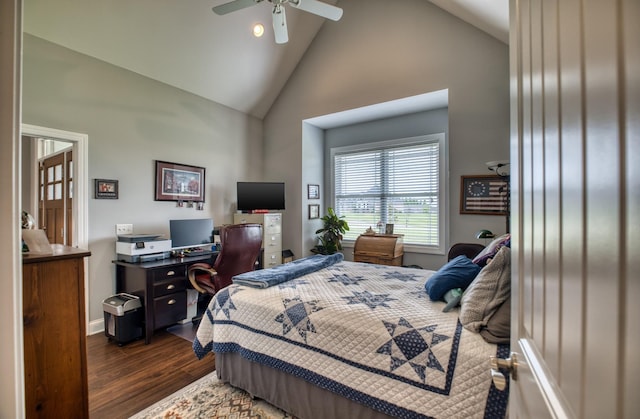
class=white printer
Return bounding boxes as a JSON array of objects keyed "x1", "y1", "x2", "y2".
[{"x1": 116, "y1": 234, "x2": 172, "y2": 263}]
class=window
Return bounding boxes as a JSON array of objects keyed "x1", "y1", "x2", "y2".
[{"x1": 331, "y1": 133, "x2": 446, "y2": 253}]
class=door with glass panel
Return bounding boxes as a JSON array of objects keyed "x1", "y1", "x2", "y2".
[{"x1": 39, "y1": 150, "x2": 73, "y2": 245}]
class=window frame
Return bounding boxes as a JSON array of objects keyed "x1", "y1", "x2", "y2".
[{"x1": 329, "y1": 133, "x2": 448, "y2": 255}]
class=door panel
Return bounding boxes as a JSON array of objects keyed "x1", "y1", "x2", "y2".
[
  {"x1": 40, "y1": 153, "x2": 64, "y2": 244},
  {"x1": 510, "y1": 0, "x2": 637, "y2": 417},
  {"x1": 39, "y1": 149, "x2": 73, "y2": 246}
]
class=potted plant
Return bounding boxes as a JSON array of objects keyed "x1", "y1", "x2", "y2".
[{"x1": 312, "y1": 207, "x2": 349, "y2": 255}]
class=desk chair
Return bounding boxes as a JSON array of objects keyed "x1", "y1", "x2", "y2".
[
  {"x1": 188, "y1": 223, "x2": 263, "y2": 295},
  {"x1": 447, "y1": 243, "x2": 485, "y2": 261}
]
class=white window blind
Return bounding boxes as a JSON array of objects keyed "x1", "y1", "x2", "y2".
[{"x1": 332, "y1": 134, "x2": 445, "y2": 249}]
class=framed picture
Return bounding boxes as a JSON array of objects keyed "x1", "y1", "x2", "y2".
[
  {"x1": 307, "y1": 184, "x2": 320, "y2": 199},
  {"x1": 460, "y1": 175, "x2": 509, "y2": 215},
  {"x1": 155, "y1": 160, "x2": 206, "y2": 202},
  {"x1": 95, "y1": 179, "x2": 118, "y2": 199},
  {"x1": 385, "y1": 223, "x2": 394, "y2": 234},
  {"x1": 309, "y1": 204, "x2": 320, "y2": 219}
]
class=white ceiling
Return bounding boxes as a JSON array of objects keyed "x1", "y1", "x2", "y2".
[{"x1": 23, "y1": 0, "x2": 508, "y2": 120}]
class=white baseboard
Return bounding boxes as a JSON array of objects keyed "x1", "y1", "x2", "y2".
[{"x1": 88, "y1": 318, "x2": 105, "y2": 336}]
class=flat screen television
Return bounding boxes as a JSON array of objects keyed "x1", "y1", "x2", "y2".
[
  {"x1": 169, "y1": 218, "x2": 214, "y2": 250},
  {"x1": 237, "y1": 181, "x2": 285, "y2": 211}
]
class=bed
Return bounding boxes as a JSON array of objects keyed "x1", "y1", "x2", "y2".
[{"x1": 193, "y1": 251, "x2": 510, "y2": 419}]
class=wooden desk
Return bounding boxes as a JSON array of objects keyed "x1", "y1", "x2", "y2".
[
  {"x1": 114, "y1": 254, "x2": 215, "y2": 344},
  {"x1": 353, "y1": 234, "x2": 404, "y2": 266},
  {"x1": 23, "y1": 245, "x2": 91, "y2": 418}
]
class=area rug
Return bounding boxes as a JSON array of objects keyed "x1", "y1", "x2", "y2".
[{"x1": 129, "y1": 371, "x2": 295, "y2": 419}]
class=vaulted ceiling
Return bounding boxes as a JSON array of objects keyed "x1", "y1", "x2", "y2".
[{"x1": 23, "y1": 0, "x2": 508, "y2": 119}]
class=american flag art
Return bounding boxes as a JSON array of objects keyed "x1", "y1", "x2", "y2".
[{"x1": 460, "y1": 175, "x2": 509, "y2": 215}]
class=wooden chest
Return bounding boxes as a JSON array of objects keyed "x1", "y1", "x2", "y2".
[{"x1": 353, "y1": 234, "x2": 404, "y2": 266}]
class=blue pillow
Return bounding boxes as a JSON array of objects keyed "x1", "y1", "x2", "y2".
[{"x1": 425, "y1": 255, "x2": 482, "y2": 301}]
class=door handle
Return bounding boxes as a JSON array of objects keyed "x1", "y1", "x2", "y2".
[{"x1": 489, "y1": 352, "x2": 518, "y2": 391}]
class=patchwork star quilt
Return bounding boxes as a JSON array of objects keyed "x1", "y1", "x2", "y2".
[{"x1": 194, "y1": 260, "x2": 508, "y2": 418}]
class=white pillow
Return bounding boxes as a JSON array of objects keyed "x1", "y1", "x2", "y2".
[{"x1": 459, "y1": 246, "x2": 511, "y2": 332}]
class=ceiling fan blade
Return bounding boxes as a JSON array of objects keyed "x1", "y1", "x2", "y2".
[
  {"x1": 289, "y1": 0, "x2": 343, "y2": 21},
  {"x1": 272, "y1": 5, "x2": 289, "y2": 44},
  {"x1": 212, "y1": 0, "x2": 261, "y2": 16}
]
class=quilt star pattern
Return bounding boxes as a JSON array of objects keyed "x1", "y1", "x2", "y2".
[
  {"x1": 377, "y1": 317, "x2": 450, "y2": 382},
  {"x1": 275, "y1": 296, "x2": 323, "y2": 342},
  {"x1": 342, "y1": 290, "x2": 397, "y2": 309}
]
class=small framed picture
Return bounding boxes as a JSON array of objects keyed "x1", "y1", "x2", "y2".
[
  {"x1": 95, "y1": 179, "x2": 118, "y2": 199},
  {"x1": 309, "y1": 204, "x2": 320, "y2": 219},
  {"x1": 385, "y1": 224, "x2": 394, "y2": 234},
  {"x1": 307, "y1": 184, "x2": 320, "y2": 199}
]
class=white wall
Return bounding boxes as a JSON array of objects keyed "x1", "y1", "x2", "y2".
[
  {"x1": 21, "y1": 34, "x2": 264, "y2": 323},
  {"x1": 263, "y1": 0, "x2": 510, "y2": 269}
]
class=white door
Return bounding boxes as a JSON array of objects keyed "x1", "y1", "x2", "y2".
[{"x1": 505, "y1": 1, "x2": 639, "y2": 418}]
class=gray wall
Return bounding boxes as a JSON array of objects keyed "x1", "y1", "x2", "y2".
[
  {"x1": 22, "y1": 34, "x2": 263, "y2": 323},
  {"x1": 263, "y1": 0, "x2": 510, "y2": 270}
]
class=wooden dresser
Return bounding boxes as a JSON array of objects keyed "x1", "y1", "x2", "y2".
[
  {"x1": 353, "y1": 234, "x2": 404, "y2": 266},
  {"x1": 23, "y1": 245, "x2": 91, "y2": 419}
]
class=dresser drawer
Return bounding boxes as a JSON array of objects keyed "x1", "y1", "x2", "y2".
[
  {"x1": 354, "y1": 254, "x2": 403, "y2": 266},
  {"x1": 150, "y1": 265, "x2": 186, "y2": 282},
  {"x1": 263, "y1": 250, "x2": 282, "y2": 268},
  {"x1": 263, "y1": 214, "x2": 282, "y2": 234},
  {"x1": 264, "y1": 233, "x2": 282, "y2": 251},
  {"x1": 153, "y1": 292, "x2": 187, "y2": 329},
  {"x1": 153, "y1": 277, "x2": 187, "y2": 298}
]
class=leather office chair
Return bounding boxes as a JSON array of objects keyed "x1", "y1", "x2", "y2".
[
  {"x1": 447, "y1": 243, "x2": 485, "y2": 261},
  {"x1": 187, "y1": 223, "x2": 263, "y2": 295}
]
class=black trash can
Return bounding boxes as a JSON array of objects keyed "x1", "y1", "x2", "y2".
[{"x1": 103, "y1": 293, "x2": 143, "y2": 345}]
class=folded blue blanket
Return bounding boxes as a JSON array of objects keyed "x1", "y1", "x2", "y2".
[{"x1": 233, "y1": 253, "x2": 344, "y2": 288}]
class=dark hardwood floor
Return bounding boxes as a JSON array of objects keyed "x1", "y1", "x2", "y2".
[{"x1": 87, "y1": 328, "x2": 215, "y2": 418}]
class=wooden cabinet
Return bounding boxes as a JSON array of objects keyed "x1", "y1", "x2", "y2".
[
  {"x1": 23, "y1": 245, "x2": 91, "y2": 419},
  {"x1": 234, "y1": 212, "x2": 282, "y2": 268},
  {"x1": 353, "y1": 234, "x2": 404, "y2": 266},
  {"x1": 114, "y1": 254, "x2": 213, "y2": 344}
]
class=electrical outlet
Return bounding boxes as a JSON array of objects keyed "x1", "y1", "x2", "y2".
[{"x1": 115, "y1": 224, "x2": 133, "y2": 236}]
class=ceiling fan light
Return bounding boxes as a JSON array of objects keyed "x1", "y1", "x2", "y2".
[{"x1": 253, "y1": 23, "x2": 265, "y2": 37}]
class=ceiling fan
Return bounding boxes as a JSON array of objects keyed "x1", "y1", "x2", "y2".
[{"x1": 212, "y1": 0, "x2": 343, "y2": 44}]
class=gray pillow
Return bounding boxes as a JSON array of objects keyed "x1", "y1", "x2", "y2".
[
  {"x1": 459, "y1": 246, "x2": 511, "y2": 332},
  {"x1": 479, "y1": 297, "x2": 511, "y2": 343}
]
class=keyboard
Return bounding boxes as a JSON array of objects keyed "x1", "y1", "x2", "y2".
[{"x1": 182, "y1": 250, "x2": 213, "y2": 258}]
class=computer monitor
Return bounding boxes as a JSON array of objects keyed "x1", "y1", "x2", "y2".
[{"x1": 169, "y1": 218, "x2": 214, "y2": 251}]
